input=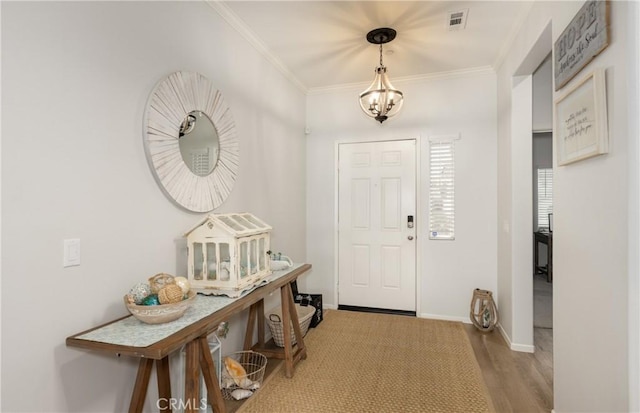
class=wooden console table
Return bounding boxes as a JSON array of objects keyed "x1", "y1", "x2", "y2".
[
  {"x1": 66, "y1": 264, "x2": 311, "y2": 413},
  {"x1": 533, "y1": 231, "x2": 552, "y2": 282}
]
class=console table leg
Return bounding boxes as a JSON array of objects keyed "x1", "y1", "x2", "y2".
[
  {"x1": 257, "y1": 300, "x2": 265, "y2": 347},
  {"x1": 184, "y1": 340, "x2": 201, "y2": 413},
  {"x1": 244, "y1": 304, "x2": 258, "y2": 350},
  {"x1": 548, "y1": 235, "x2": 553, "y2": 283},
  {"x1": 244, "y1": 300, "x2": 267, "y2": 351},
  {"x1": 534, "y1": 235, "x2": 540, "y2": 274},
  {"x1": 128, "y1": 358, "x2": 153, "y2": 413},
  {"x1": 280, "y1": 286, "x2": 294, "y2": 378},
  {"x1": 285, "y1": 282, "x2": 307, "y2": 360},
  {"x1": 156, "y1": 357, "x2": 172, "y2": 413},
  {"x1": 199, "y1": 337, "x2": 227, "y2": 413}
]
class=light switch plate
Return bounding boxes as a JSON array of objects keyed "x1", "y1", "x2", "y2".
[{"x1": 64, "y1": 239, "x2": 81, "y2": 267}]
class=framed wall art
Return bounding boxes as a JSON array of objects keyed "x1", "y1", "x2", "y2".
[
  {"x1": 554, "y1": 0, "x2": 610, "y2": 91},
  {"x1": 555, "y1": 68, "x2": 608, "y2": 166}
]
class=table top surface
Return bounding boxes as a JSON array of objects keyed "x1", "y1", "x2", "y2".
[
  {"x1": 66, "y1": 263, "x2": 311, "y2": 359},
  {"x1": 76, "y1": 293, "x2": 236, "y2": 348}
]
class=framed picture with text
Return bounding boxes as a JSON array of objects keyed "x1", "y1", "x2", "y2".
[
  {"x1": 554, "y1": 0, "x2": 610, "y2": 91},
  {"x1": 555, "y1": 68, "x2": 608, "y2": 166}
]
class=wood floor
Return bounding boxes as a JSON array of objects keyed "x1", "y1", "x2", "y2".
[{"x1": 465, "y1": 325, "x2": 554, "y2": 412}]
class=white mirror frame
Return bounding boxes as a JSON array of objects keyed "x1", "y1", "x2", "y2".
[{"x1": 144, "y1": 71, "x2": 239, "y2": 212}]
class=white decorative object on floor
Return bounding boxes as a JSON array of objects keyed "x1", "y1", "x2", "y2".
[
  {"x1": 184, "y1": 213, "x2": 272, "y2": 295},
  {"x1": 230, "y1": 389, "x2": 253, "y2": 400},
  {"x1": 469, "y1": 288, "x2": 499, "y2": 332}
]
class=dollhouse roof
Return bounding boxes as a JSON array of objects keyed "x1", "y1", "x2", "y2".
[{"x1": 184, "y1": 213, "x2": 272, "y2": 238}]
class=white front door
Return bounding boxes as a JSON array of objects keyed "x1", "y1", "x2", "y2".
[{"x1": 338, "y1": 139, "x2": 417, "y2": 312}]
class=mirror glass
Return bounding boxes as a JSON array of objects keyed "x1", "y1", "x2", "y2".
[{"x1": 178, "y1": 110, "x2": 220, "y2": 177}]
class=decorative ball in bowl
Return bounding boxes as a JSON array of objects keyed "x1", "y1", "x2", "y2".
[{"x1": 124, "y1": 290, "x2": 197, "y2": 324}]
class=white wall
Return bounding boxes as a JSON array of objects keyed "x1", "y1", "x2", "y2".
[
  {"x1": 305, "y1": 70, "x2": 497, "y2": 322},
  {"x1": 533, "y1": 135, "x2": 553, "y2": 170},
  {"x1": 510, "y1": 74, "x2": 535, "y2": 351},
  {"x1": 533, "y1": 54, "x2": 553, "y2": 133},
  {"x1": 497, "y1": 1, "x2": 637, "y2": 411},
  {"x1": 627, "y1": 2, "x2": 640, "y2": 410},
  {"x1": 1, "y1": 2, "x2": 306, "y2": 412}
]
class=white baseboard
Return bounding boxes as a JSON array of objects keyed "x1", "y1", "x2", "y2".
[
  {"x1": 497, "y1": 323, "x2": 535, "y2": 353},
  {"x1": 419, "y1": 313, "x2": 471, "y2": 323},
  {"x1": 510, "y1": 343, "x2": 535, "y2": 353},
  {"x1": 327, "y1": 307, "x2": 470, "y2": 324}
]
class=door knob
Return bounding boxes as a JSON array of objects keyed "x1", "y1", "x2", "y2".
[{"x1": 408, "y1": 236, "x2": 414, "y2": 241}]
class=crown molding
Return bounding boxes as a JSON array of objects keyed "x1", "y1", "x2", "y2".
[
  {"x1": 207, "y1": 0, "x2": 529, "y2": 96},
  {"x1": 206, "y1": 1, "x2": 308, "y2": 94},
  {"x1": 307, "y1": 66, "x2": 495, "y2": 95}
]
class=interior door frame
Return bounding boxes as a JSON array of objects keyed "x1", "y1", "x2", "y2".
[
  {"x1": 333, "y1": 136, "x2": 423, "y2": 316},
  {"x1": 507, "y1": 23, "x2": 553, "y2": 353}
]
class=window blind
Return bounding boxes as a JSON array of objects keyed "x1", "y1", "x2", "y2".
[
  {"x1": 537, "y1": 168, "x2": 553, "y2": 230},
  {"x1": 429, "y1": 140, "x2": 455, "y2": 240}
]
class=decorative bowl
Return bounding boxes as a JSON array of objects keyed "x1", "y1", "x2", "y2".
[{"x1": 124, "y1": 290, "x2": 197, "y2": 324}]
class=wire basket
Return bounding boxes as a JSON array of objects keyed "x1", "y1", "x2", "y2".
[
  {"x1": 220, "y1": 351, "x2": 267, "y2": 400},
  {"x1": 266, "y1": 303, "x2": 315, "y2": 347}
]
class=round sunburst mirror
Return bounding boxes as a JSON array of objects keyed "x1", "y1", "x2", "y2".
[{"x1": 143, "y1": 71, "x2": 239, "y2": 212}]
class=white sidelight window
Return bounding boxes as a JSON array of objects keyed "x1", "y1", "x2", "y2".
[
  {"x1": 537, "y1": 168, "x2": 553, "y2": 230},
  {"x1": 429, "y1": 138, "x2": 456, "y2": 240}
]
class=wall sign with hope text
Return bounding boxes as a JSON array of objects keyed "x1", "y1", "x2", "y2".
[{"x1": 554, "y1": 0, "x2": 610, "y2": 91}]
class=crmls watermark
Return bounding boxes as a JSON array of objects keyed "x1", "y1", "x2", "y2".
[{"x1": 156, "y1": 397, "x2": 208, "y2": 411}]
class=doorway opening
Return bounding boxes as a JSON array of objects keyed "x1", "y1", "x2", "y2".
[
  {"x1": 532, "y1": 69, "x2": 554, "y2": 388},
  {"x1": 511, "y1": 24, "x2": 554, "y2": 402},
  {"x1": 532, "y1": 54, "x2": 554, "y2": 355}
]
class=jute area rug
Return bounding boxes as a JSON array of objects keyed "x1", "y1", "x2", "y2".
[{"x1": 238, "y1": 309, "x2": 494, "y2": 413}]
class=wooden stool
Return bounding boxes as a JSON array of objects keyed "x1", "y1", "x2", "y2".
[{"x1": 470, "y1": 289, "x2": 498, "y2": 332}]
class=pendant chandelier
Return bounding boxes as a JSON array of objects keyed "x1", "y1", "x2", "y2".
[{"x1": 359, "y1": 28, "x2": 404, "y2": 124}]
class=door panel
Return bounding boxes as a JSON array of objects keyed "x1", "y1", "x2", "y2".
[
  {"x1": 381, "y1": 178, "x2": 400, "y2": 229},
  {"x1": 338, "y1": 140, "x2": 416, "y2": 312},
  {"x1": 351, "y1": 179, "x2": 371, "y2": 229},
  {"x1": 381, "y1": 246, "x2": 401, "y2": 288},
  {"x1": 352, "y1": 245, "x2": 370, "y2": 286}
]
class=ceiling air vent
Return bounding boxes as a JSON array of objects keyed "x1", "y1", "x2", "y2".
[{"x1": 447, "y1": 9, "x2": 468, "y2": 31}]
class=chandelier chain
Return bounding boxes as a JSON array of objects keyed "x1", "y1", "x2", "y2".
[{"x1": 379, "y1": 44, "x2": 383, "y2": 67}]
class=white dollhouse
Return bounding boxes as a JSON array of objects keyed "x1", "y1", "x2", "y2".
[{"x1": 184, "y1": 213, "x2": 272, "y2": 294}]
